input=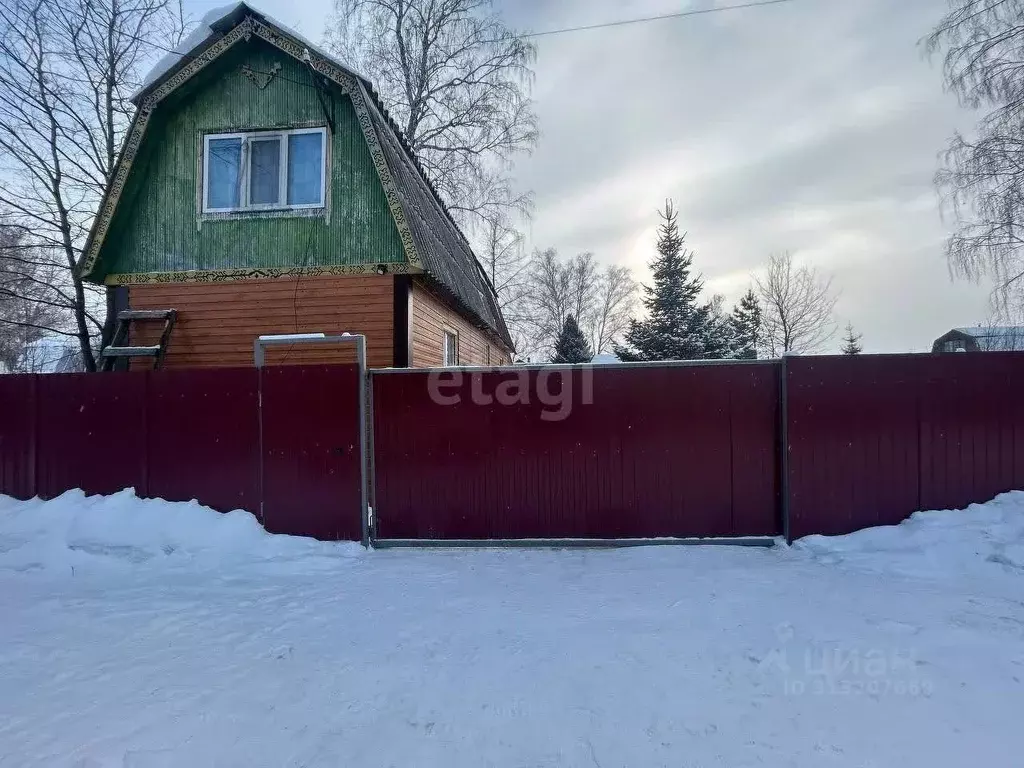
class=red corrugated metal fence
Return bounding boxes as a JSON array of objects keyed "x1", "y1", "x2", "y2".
[
  {"x1": 785, "y1": 353, "x2": 1024, "y2": 539},
  {"x1": 371, "y1": 362, "x2": 780, "y2": 539},
  {"x1": 0, "y1": 365, "x2": 363, "y2": 541},
  {"x1": 3, "y1": 354, "x2": 1024, "y2": 543}
]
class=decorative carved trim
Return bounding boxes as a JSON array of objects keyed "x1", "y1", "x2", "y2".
[
  {"x1": 81, "y1": 17, "x2": 257, "y2": 278},
  {"x1": 242, "y1": 61, "x2": 280, "y2": 89},
  {"x1": 82, "y1": 13, "x2": 424, "y2": 280},
  {"x1": 247, "y1": 19, "x2": 423, "y2": 269},
  {"x1": 104, "y1": 262, "x2": 419, "y2": 285}
]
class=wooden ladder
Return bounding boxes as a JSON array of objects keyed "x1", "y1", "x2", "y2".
[{"x1": 101, "y1": 309, "x2": 178, "y2": 371}]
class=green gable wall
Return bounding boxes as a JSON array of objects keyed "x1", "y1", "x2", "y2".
[{"x1": 94, "y1": 40, "x2": 406, "y2": 279}]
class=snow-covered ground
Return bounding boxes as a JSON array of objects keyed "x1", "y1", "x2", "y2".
[{"x1": 1, "y1": 489, "x2": 1023, "y2": 767}]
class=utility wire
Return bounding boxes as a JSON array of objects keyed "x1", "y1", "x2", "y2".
[
  {"x1": 518, "y1": 0, "x2": 797, "y2": 39},
  {"x1": 132, "y1": 0, "x2": 798, "y2": 94}
]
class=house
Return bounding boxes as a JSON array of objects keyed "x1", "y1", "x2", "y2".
[
  {"x1": 20, "y1": 337, "x2": 84, "y2": 373},
  {"x1": 931, "y1": 326, "x2": 1024, "y2": 353},
  {"x1": 80, "y1": 2, "x2": 513, "y2": 370}
]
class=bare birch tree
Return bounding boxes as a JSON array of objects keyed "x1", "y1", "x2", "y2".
[
  {"x1": 478, "y1": 210, "x2": 536, "y2": 358},
  {"x1": 926, "y1": 0, "x2": 1024, "y2": 314},
  {"x1": 480, "y1": 210, "x2": 529, "y2": 308},
  {"x1": 516, "y1": 248, "x2": 637, "y2": 361},
  {"x1": 325, "y1": 0, "x2": 537, "y2": 234},
  {"x1": 0, "y1": 0, "x2": 177, "y2": 371},
  {"x1": 755, "y1": 251, "x2": 837, "y2": 357},
  {"x1": 0, "y1": 226, "x2": 69, "y2": 371},
  {"x1": 589, "y1": 265, "x2": 637, "y2": 355}
]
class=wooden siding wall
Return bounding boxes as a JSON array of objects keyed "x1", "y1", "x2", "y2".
[
  {"x1": 410, "y1": 281, "x2": 511, "y2": 367},
  {"x1": 129, "y1": 275, "x2": 393, "y2": 368},
  {"x1": 96, "y1": 40, "x2": 406, "y2": 279}
]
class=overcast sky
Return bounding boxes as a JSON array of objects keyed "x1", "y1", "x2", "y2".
[{"x1": 189, "y1": 0, "x2": 994, "y2": 352}]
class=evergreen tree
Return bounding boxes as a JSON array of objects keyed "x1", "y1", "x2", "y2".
[
  {"x1": 841, "y1": 323, "x2": 863, "y2": 355},
  {"x1": 701, "y1": 294, "x2": 734, "y2": 360},
  {"x1": 552, "y1": 314, "x2": 593, "y2": 363},
  {"x1": 729, "y1": 289, "x2": 762, "y2": 359},
  {"x1": 615, "y1": 201, "x2": 710, "y2": 361}
]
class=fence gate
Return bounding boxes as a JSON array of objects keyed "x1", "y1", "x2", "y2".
[
  {"x1": 255, "y1": 335, "x2": 368, "y2": 543},
  {"x1": 370, "y1": 362, "x2": 781, "y2": 541}
]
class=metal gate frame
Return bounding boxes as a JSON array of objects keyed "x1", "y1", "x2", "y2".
[{"x1": 254, "y1": 334, "x2": 370, "y2": 546}]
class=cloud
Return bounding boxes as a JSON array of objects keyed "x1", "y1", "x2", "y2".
[
  {"x1": 505, "y1": 0, "x2": 992, "y2": 352},
  {"x1": 222, "y1": 0, "x2": 995, "y2": 352}
]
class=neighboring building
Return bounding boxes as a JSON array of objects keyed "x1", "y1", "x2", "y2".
[
  {"x1": 80, "y1": 2, "x2": 513, "y2": 369},
  {"x1": 19, "y1": 337, "x2": 84, "y2": 374},
  {"x1": 591, "y1": 353, "x2": 621, "y2": 365},
  {"x1": 931, "y1": 327, "x2": 1024, "y2": 354}
]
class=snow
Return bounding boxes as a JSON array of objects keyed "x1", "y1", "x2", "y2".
[
  {"x1": 136, "y1": 3, "x2": 242, "y2": 95},
  {"x1": 136, "y1": 2, "x2": 366, "y2": 99},
  {"x1": 2, "y1": 490, "x2": 1024, "y2": 766},
  {"x1": 0, "y1": 489, "x2": 355, "y2": 573},
  {"x1": 256, "y1": 332, "x2": 326, "y2": 342},
  {"x1": 18, "y1": 336, "x2": 83, "y2": 373},
  {"x1": 795, "y1": 491, "x2": 1024, "y2": 583}
]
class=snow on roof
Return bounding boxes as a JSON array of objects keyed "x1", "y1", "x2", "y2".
[
  {"x1": 954, "y1": 326, "x2": 1024, "y2": 351},
  {"x1": 955, "y1": 326, "x2": 1024, "y2": 337},
  {"x1": 22, "y1": 337, "x2": 83, "y2": 374},
  {"x1": 591, "y1": 353, "x2": 620, "y2": 365},
  {"x1": 135, "y1": 1, "x2": 367, "y2": 101},
  {"x1": 136, "y1": 3, "x2": 241, "y2": 97}
]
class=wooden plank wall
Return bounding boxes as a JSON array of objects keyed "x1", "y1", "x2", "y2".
[
  {"x1": 128, "y1": 275, "x2": 394, "y2": 368},
  {"x1": 410, "y1": 280, "x2": 511, "y2": 367}
]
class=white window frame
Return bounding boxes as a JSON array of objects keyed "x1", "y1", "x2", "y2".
[
  {"x1": 202, "y1": 126, "x2": 327, "y2": 214},
  {"x1": 442, "y1": 328, "x2": 459, "y2": 367}
]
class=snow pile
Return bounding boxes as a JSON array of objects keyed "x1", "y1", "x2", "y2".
[
  {"x1": 0, "y1": 491, "x2": 1023, "y2": 765},
  {"x1": 0, "y1": 489, "x2": 358, "y2": 572},
  {"x1": 795, "y1": 490, "x2": 1024, "y2": 581}
]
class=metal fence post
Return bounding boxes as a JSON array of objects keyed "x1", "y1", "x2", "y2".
[
  {"x1": 779, "y1": 355, "x2": 791, "y2": 544},
  {"x1": 253, "y1": 333, "x2": 370, "y2": 547}
]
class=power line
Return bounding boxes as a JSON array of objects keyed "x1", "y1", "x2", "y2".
[
  {"x1": 135, "y1": 0, "x2": 799, "y2": 92},
  {"x1": 518, "y1": 0, "x2": 798, "y2": 40}
]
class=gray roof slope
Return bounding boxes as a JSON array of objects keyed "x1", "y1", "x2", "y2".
[
  {"x1": 359, "y1": 86, "x2": 512, "y2": 348},
  {"x1": 132, "y1": 2, "x2": 512, "y2": 350},
  {"x1": 955, "y1": 326, "x2": 1024, "y2": 351}
]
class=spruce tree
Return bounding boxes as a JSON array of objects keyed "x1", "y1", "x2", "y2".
[
  {"x1": 615, "y1": 201, "x2": 709, "y2": 361},
  {"x1": 729, "y1": 289, "x2": 762, "y2": 359},
  {"x1": 841, "y1": 323, "x2": 863, "y2": 355},
  {"x1": 552, "y1": 314, "x2": 593, "y2": 363},
  {"x1": 701, "y1": 294, "x2": 734, "y2": 360}
]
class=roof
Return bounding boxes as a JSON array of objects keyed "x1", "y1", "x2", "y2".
[
  {"x1": 955, "y1": 326, "x2": 1024, "y2": 351},
  {"x1": 933, "y1": 326, "x2": 1024, "y2": 352},
  {"x1": 955, "y1": 325, "x2": 1024, "y2": 337},
  {"x1": 83, "y1": 2, "x2": 512, "y2": 350},
  {"x1": 21, "y1": 338, "x2": 83, "y2": 374},
  {"x1": 134, "y1": 2, "x2": 371, "y2": 101}
]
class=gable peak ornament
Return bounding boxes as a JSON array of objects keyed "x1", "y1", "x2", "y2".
[{"x1": 242, "y1": 61, "x2": 281, "y2": 90}]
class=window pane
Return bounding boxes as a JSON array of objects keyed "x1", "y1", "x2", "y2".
[
  {"x1": 288, "y1": 132, "x2": 324, "y2": 205},
  {"x1": 249, "y1": 138, "x2": 281, "y2": 205},
  {"x1": 207, "y1": 137, "x2": 241, "y2": 209},
  {"x1": 443, "y1": 331, "x2": 458, "y2": 366}
]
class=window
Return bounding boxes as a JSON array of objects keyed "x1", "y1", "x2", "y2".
[
  {"x1": 202, "y1": 127, "x2": 326, "y2": 213},
  {"x1": 443, "y1": 329, "x2": 459, "y2": 366}
]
